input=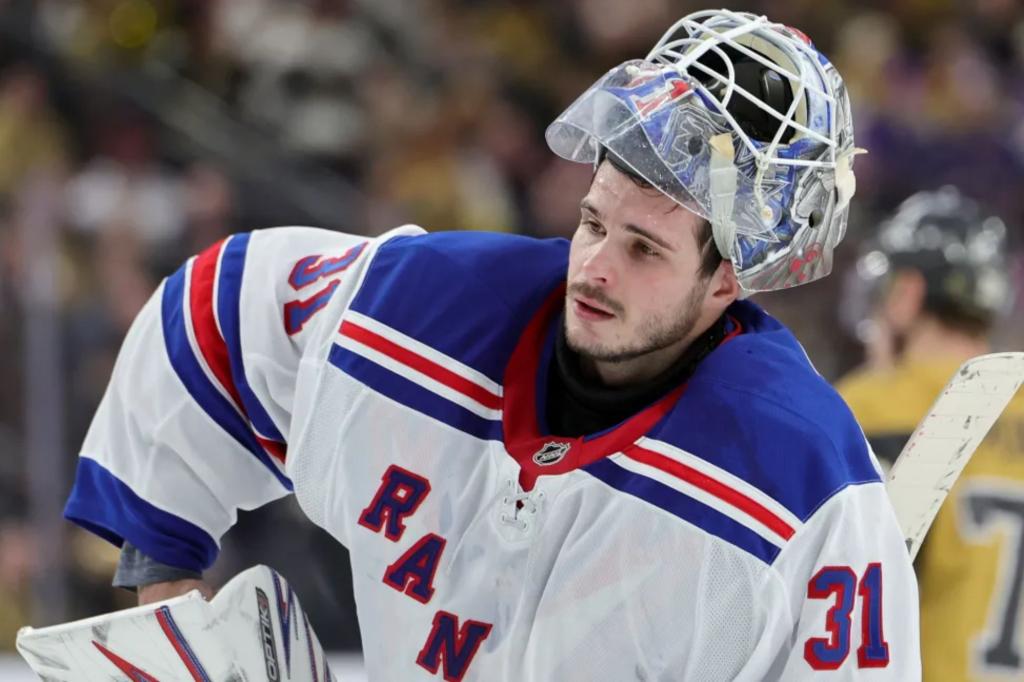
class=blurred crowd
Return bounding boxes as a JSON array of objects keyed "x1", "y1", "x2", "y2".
[{"x1": 1, "y1": 0, "x2": 1024, "y2": 652}]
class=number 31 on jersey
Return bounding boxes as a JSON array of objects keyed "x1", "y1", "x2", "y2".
[{"x1": 804, "y1": 563, "x2": 891, "y2": 670}]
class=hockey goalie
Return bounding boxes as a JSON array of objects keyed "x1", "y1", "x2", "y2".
[{"x1": 16, "y1": 8, "x2": 934, "y2": 681}]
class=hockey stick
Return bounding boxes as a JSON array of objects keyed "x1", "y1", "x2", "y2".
[{"x1": 885, "y1": 352, "x2": 1024, "y2": 561}]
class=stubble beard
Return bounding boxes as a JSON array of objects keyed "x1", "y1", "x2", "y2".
[{"x1": 566, "y1": 279, "x2": 709, "y2": 364}]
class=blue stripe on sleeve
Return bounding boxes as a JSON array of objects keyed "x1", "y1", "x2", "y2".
[
  {"x1": 584, "y1": 457, "x2": 781, "y2": 565},
  {"x1": 348, "y1": 232, "x2": 568, "y2": 385},
  {"x1": 64, "y1": 457, "x2": 219, "y2": 572},
  {"x1": 328, "y1": 343, "x2": 504, "y2": 442},
  {"x1": 162, "y1": 262, "x2": 292, "y2": 489},
  {"x1": 217, "y1": 233, "x2": 287, "y2": 444}
]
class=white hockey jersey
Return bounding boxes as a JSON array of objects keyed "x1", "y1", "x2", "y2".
[{"x1": 65, "y1": 226, "x2": 921, "y2": 680}]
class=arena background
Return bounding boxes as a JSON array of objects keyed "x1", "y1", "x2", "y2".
[{"x1": 1, "y1": 0, "x2": 1023, "y2": 678}]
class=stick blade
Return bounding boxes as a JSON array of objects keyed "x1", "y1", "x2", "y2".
[{"x1": 885, "y1": 352, "x2": 1024, "y2": 561}]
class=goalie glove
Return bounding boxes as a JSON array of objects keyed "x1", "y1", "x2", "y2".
[{"x1": 16, "y1": 565, "x2": 335, "y2": 682}]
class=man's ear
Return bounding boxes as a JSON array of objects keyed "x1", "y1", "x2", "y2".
[{"x1": 707, "y1": 260, "x2": 740, "y2": 306}]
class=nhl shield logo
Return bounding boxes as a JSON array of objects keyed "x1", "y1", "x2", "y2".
[{"x1": 532, "y1": 441, "x2": 571, "y2": 466}]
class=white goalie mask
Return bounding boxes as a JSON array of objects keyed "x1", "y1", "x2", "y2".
[{"x1": 546, "y1": 9, "x2": 862, "y2": 292}]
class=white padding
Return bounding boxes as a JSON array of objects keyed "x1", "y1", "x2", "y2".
[{"x1": 17, "y1": 565, "x2": 334, "y2": 682}]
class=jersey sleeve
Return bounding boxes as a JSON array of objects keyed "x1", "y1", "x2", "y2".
[
  {"x1": 770, "y1": 482, "x2": 921, "y2": 680},
  {"x1": 63, "y1": 226, "x2": 413, "y2": 573}
]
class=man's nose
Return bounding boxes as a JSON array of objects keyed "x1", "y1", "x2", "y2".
[{"x1": 580, "y1": 241, "x2": 617, "y2": 287}]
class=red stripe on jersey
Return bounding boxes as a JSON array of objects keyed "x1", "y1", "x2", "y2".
[
  {"x1": 189, "y1": 239, "x2": 244, "y2": 412},
  {"x1": 624, "y1": 444, "x2": 795, "y2": 541},
  {"x1": 189, "y1": 240, "x2": 287, "y2": 464},
  {"x1": 500, "y1": 283, "x2": 692, "y2": 491},
  {"x1": 257, "y1": 436, "x2": 287, "y2": 464},
  {"x1": 722, "y1": 314, "x2": 744, "y2": 343},
  {"x1": 340, "y1": 321, "x2": 502, "y2": 411}
]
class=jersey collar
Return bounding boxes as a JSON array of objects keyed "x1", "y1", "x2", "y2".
[{"x1": 502, "y1": 284, "x2": 686, "y2": 489}]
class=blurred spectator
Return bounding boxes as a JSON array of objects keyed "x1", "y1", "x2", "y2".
[
  {"x1": 210, "y1": 0, "x2": 379, "y2": 175},
  {"x1": 527, "y1": 158, "x2": 593, "y2": 238},
  {"x1": 571, "y1": 0, "x2": 672, "y2": 56},
  {"x1": 179, "y1": 161, "x2": 234, "y2": 256},
  {"x1": 0, "y1": 520, "x2": 37, "y2": 649},
  {"x1": 0, "y1": 64, "x2": 68, "y2": 199},
  {"x1": 64, "y1": 112, "x2": 185, "y2": 252}
]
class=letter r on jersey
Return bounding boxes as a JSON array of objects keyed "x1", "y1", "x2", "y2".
[
  {"x1": 358, "y1": 465, "x2": 431, "y2": 542},
  {"x1": 416, "y1": 610, "x2": 492, "y2": 681}
]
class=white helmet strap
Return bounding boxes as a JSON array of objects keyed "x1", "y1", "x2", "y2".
[
  {"x1": 835, "y1": 146, "x2": 866, "y2": 212},
  {"x1": 709, "y1": 132, "x2": 738, "y2": 259}
]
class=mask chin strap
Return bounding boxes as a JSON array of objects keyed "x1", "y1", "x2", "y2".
[
  {"x1": 709, "y1": 133, "x2": 762, "y2": 297},
  {"x1": 834, "y1": 145, "x2": 866, "y2": 211},
  {"x1": 709, "y1": 132, "x2": 738, "y2": 260}
]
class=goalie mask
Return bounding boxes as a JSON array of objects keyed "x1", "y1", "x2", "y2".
[{"x1": 546, "y1": 9, "x2": 861, "y2": 292}]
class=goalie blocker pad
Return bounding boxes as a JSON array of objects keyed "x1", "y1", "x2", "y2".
[{"x1": 16, "y1": 565, "x2": 335, "y2": 682}]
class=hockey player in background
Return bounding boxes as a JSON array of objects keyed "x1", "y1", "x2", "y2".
[
  {"x1": 838, "y1": 188, "x2": 1023, "y2": 682},
  {"x1": 20, "y1": 10, "x2": 920, "y2": 681}
]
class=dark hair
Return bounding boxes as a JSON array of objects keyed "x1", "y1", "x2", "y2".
[
  {"x1": 599, "y1": 151, "x2": 723, "y2": 279},
  {"x1": 927, "y1": 302, "x2": 993, "y2": 338}
]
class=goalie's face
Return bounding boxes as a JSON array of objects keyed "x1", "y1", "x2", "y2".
[{"x1": 565, "y1": 161, "x2": 739, "y2": 386}]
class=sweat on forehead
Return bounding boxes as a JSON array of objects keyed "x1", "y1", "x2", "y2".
[{"x1": 589, "y1": 157, "x2": 683, "y2": 217}]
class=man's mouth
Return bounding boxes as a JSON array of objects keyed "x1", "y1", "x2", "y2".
[{"x1": 573, "y1": 296, "x2": 615, "y2": 320}]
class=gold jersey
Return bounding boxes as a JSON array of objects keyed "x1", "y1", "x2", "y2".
[{"x1": 838, "y1": 360, "x2": 1024, "y2": 681}]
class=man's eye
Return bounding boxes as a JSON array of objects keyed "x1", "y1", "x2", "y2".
[
  {"x1": 635, "y1": 241, "x2": 659, "y2": 258},
  {"x1": 582, "y1": 220, "x2": 604, "y2": 236}
]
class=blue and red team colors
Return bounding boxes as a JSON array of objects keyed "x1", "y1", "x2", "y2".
[{"x1": 65, "y1": 225, "x2": 920, "y2": 680}]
